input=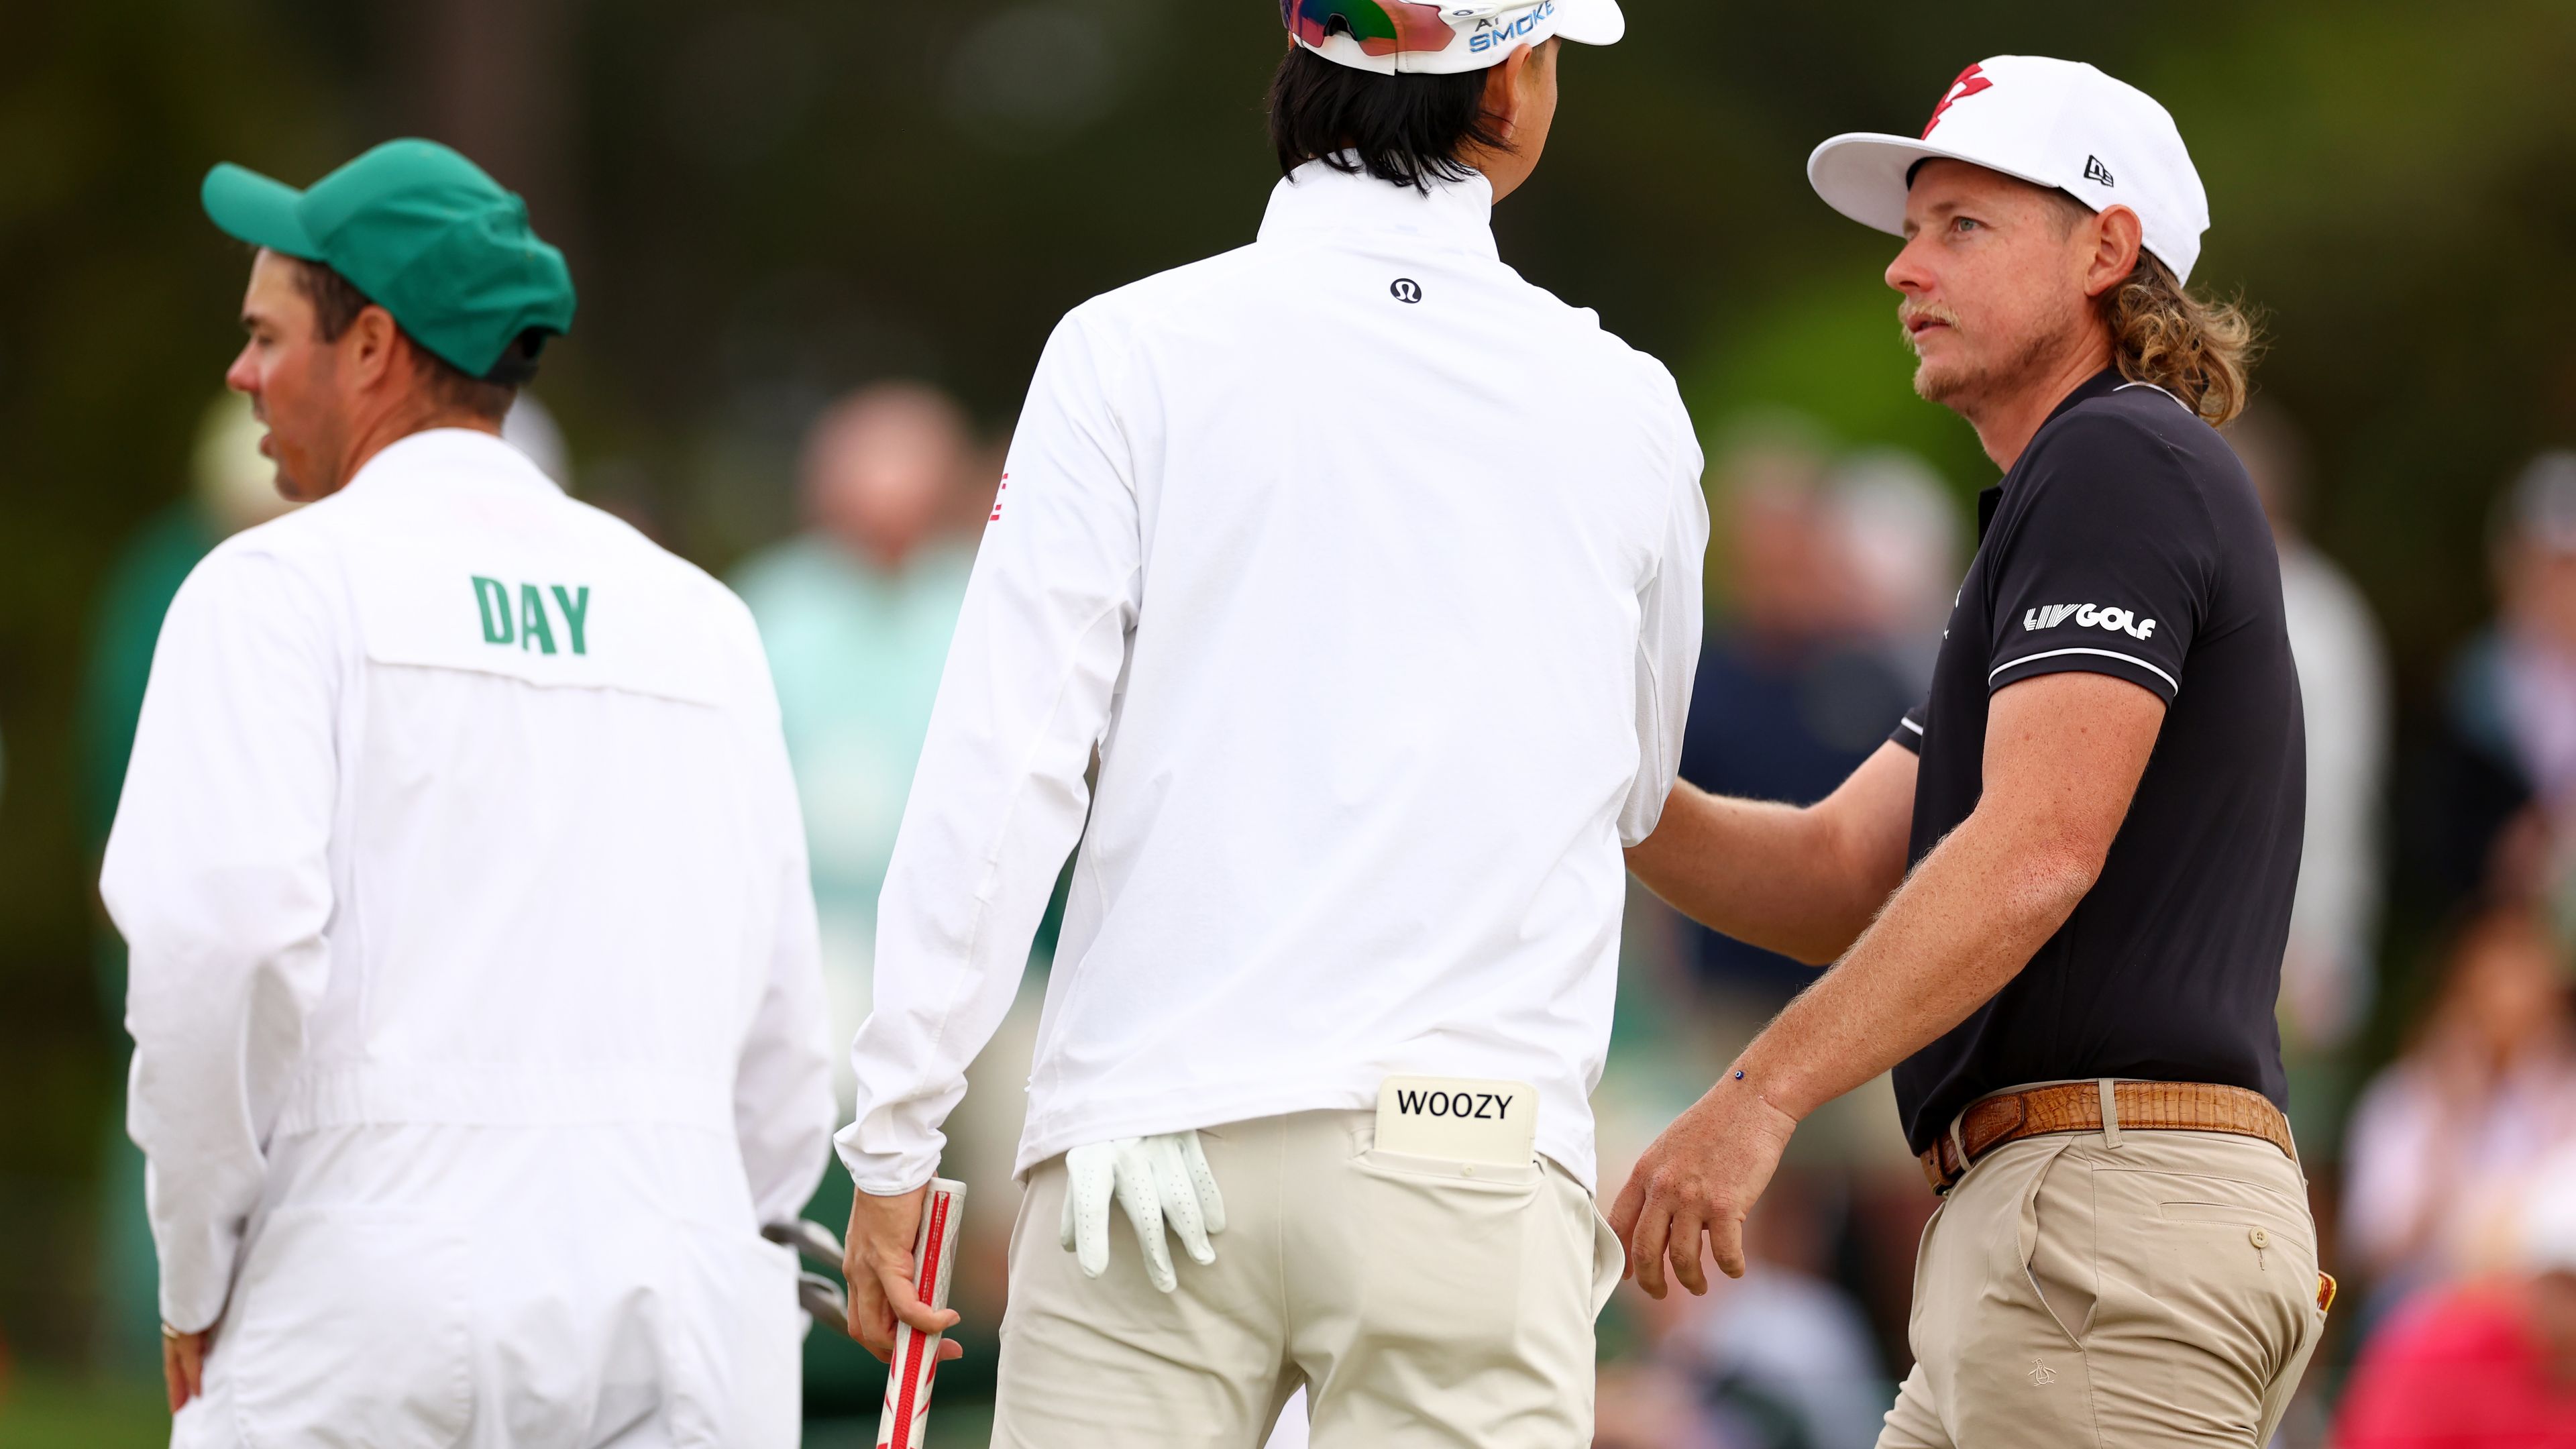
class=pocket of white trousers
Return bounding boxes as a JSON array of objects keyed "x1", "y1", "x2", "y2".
[
  {"x1": 1346, "y1": 1148, "x2": 1546, "y2": 1354},
  {"x1": 227, "y1": 1206, "x2": 473, "y2": 1448},
  {"x1": 1585, "y1": 1196, "x2": 1622, "y2": 1316}
]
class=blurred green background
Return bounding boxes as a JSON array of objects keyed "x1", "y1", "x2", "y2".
[{"x1": 5, "y1": 0, "x2": 2575, "y2": 1439}]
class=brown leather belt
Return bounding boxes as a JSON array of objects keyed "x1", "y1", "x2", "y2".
[{"x1": 1919, "y1": 1080, "x2": 2293, "y2": 1195}]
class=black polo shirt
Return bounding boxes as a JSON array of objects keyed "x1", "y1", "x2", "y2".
[{"x1": 1886, "y1": 368, "x2": 2302, "y2": 1156}]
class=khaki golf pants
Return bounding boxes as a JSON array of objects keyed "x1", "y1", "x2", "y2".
[
  {"x1": 991, "y1": 1109, "x2": 1623, "y2": 1448},
  {"x1": 1878, "y1": 1128, "x2": 2327, "y2": 1448}
]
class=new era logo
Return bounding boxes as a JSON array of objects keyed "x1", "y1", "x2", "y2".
[{"x1": 2084, "y1": 155, "x2": 2115, "y2": 186}]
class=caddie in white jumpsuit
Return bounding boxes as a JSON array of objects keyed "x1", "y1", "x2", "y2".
[
  {"x1": 105, "y1": 140, "x2": 834, "y2": 1448},
  {"x1": 835, "y1": 5, "x2": 1705, "y2": 1444}
]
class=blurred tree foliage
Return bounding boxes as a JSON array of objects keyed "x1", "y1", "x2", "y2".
[{"x1": 3, "y1": 0, "x2": 2572, "y2": 1363}]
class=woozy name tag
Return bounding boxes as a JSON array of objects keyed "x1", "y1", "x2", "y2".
[{"x1": 1376, "y1": 1076, "x2": 1538, "y2": 1167}]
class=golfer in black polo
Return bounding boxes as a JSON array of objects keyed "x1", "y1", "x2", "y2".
[{"x1": 1613, "y1": 55, "x2": 2324, "y2": 1447}]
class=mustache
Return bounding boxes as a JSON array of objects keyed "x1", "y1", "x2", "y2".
[{"x1": 1898, "y1": 301, "x2": 1963, "y2": 339}]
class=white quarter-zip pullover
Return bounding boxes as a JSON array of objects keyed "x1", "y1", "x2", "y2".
[
  {"x1": 840, "y1": 162, "x2": 1707, "y2": 1197},
  {"x1": 105, "y1": 429, "x2": 831, "y2": 1446}
]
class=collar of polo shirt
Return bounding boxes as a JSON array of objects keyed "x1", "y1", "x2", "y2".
[
  {"x1": 1282, "y1": 0, "x2": 1626, "y2": 76},
  {"x1": 1258, "y1": 157, "x2": 1503, "y2": 260}
]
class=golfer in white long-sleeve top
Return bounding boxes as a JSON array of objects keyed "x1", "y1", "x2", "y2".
[
  {"x1": 105, "y1": 139, "x2": 834, "y2": 1448},
  {"x1": 837, "y1": 5, "x2": 1706, "y2": 1444}
]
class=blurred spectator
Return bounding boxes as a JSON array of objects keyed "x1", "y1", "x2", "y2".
[
  {"x1": 78, "y1": 394, "x2": 295, "y2": 861},
  {"x1": 1596, "y1": 1360, "x2": 1729, "y2": 1449},
  {"x1": 2230, "y1": 402, "x2": 2392, "y2": 1132},
  {"x1": 1676, "y1": 429, "x2": 1922, "y2": 1003},
  {"x1": 733, "y1": 382, "x2": 978, "y2": 1085},
  {"x1": 1828, "y1": 447, "x2": 1961, "y2": 694},
  {"x1": 2332, "y1": 1148, "x2": 2576, "y2": 1447},
  {"x1": 2472, "y1": 453, "x2": 2576, "y2": 818},
  {"x1": 1642, "y1": 426, "x2": 1949, "y2": 1386},
  {"x1": 730, "y1": 382, "x2": 997, "y2": 1415},
  {"x1": 2431, "y1": 453, "x2": 2576, "y2": 912},
  {"x1": 75, "y1": 392, "x2": 296, "y2": 1372},
  {"x1": 2344, "y1": 905, "x2": 2576, "y2": 1303},
  {"x1": 1655, "y1": 1177, "x2": 1894, "y2": 1449}
]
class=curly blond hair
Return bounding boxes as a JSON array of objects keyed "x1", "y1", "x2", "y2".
[{"x1": 2104, "y1": 255, "x2": 2261, "y2": 427}]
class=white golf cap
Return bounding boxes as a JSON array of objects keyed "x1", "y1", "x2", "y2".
[
  {"x1": 1283, "y1": 0, "x2": 1624, "y2": 76},
  {"x1": 1807, "y1": 56, "x2": 2212, "y2": 284}
]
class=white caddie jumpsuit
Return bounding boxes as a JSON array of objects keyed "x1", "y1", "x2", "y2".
[{"x1": 103, "y1": 428, "x2": 835, "y2": 1449}]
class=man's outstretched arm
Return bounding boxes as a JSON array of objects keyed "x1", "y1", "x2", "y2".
[
  {"x1": 1611, "y1": 671, "x2": 2166, "y2": 1298},
  {"x1": 1625, "y1": 740, "x2": 1918, "y2": 965}
]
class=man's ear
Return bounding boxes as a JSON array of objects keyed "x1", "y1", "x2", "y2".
[
  {"x1": 2083, "y1": 205, "x2": 2145, "y2": 299},
  {"x1": 1482, "y1": 43, "x2": 1534, "y2": 142},
  {"x1": 345, "y1": 305, "x2": 402, "y2": 392}
]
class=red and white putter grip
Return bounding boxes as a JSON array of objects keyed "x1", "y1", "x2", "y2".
[{"x1": 876, "y1": 1177, "x2": 967, "y2": 1449}]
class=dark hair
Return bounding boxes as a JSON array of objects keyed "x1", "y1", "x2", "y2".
[
  {"x1": 283, "y1": 256, "x2": 524, "y2": 423},
  {"x1": 1266, "y1": 43, "x2": 1515, "y2": 191}
]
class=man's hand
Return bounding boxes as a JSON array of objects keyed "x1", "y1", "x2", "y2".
[
  {"x1": 842, "y1": 1183, "x2": 965, "y2": 1365},
  {"x1": 1608, "y1": 1079, "x2": 1800, "y2": 1297},
  {"x1": 1611, "y1": 674, "x2": 2164, "y2": 1301},
  {"x1": 162, "y1": 1326, "x2": 207, "y2": 1412}
]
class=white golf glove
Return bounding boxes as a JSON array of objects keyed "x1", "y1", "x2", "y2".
[{"x1": 1058, "y1": 1131, "x2": 1226, "y2": 1293}]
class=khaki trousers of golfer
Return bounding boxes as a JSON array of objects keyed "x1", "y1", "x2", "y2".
[
  {"x1": 1878, "y1": 1128, "x2": 2327, "y2": 1448},
  {"x1": 991, "y1": 1109, "x2": 1622, "y2": 1448}
]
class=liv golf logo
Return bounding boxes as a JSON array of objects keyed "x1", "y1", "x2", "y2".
[{"x1": 2023, "y1": 601, "x2": 2157, "y2": 642}]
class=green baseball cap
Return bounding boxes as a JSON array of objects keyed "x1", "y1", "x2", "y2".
[{"x1": 201, "y1": 138, "x2": 575, "y2": 380}]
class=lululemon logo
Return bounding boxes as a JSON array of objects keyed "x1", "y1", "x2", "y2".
[{"x1": 1390, "y1": 278, "x2": 1422, "y2": 304}]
